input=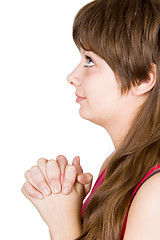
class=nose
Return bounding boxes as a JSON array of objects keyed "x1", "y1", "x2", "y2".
[{"x1": 67, "y1": 65, "x2": 81, "y2": 87}]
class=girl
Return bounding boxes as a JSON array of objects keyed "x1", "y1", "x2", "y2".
[{"x1": 21, "y1": 0, "x2": 160, "y2": 239}]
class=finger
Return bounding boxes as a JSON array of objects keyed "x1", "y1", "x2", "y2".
[
  {"x1": 56, "y1": 155, "x2": 68, "y2": 185},
  {"x1": 74, "y1": 181, "x2": 85, "y2": 199},
  {"x1": 30, "y1": 166, "x2": 51, "y2": 196},
  {"x1": 24, "y1": 170, "x2": 40, "y2": 191},
  {"x1": 77, "y1": 172, "x2": 93, "y2": 198},
  {"x1": 21, "y1": 181, "x2": 44, "y2": 200},
  {"x1": 37, "y1": 158, "x2": 50, "y2": 186},
  {"x1": 72, "y1": 157, "x2": 92, "y2": 198},
  {"x1": 46, "y1": 159, "x2": 61, "y2": 194},
  {"x1": 72, "y1": 156, "x2": 83, "y2": 174},
  {"x1": 62, "y1": 165, "x2": 77, "y2": 195}
]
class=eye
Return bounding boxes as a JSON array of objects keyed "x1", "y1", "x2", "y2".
[{"x1": 84, "y1": 55, "x2": 95, "y2": 67}]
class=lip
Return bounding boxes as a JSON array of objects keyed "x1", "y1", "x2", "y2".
[
  {"x1": 75, "y1": 93, "x2": 86, "y2": 103},
  {"x1": 76, "y1": 97, "x2": 86, "y2": 103},
  {"x1": 75, "y1": 93, "x2": 86, "y2": 98}
]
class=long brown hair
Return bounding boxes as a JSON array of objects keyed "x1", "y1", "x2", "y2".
[{"x1": 72, "y1": 0, "x2": 160, "y2": 239}]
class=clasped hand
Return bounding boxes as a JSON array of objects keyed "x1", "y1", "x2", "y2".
[{"x1": 21, "y1": 155, "x2": 93, "y2": 232}]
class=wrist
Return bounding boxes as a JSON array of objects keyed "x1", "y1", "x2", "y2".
[
  {"x1": 49, "y1": 218, "x2": 82, "y2": 240},
  {"x1": 49, "y1": 228, "x2": 81, "y2": 240}
]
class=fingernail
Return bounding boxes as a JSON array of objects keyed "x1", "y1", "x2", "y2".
[
  {"x1": 36, "y1": 194, "x2": 43, "y2": 200},
  {"x1": 62, "y1": 187, "x2": 69, "y2": 194},
  {"x1": 77, "y1": 156, "x2": 80, "y2": 163},
  {"x1": 43, "y1": 186, "x2": 51, "y2": 195},
  {"x1": 80, "y1": 175, "x2": 85, "y2": 182},
  {"x1": 53, "y1": 185, "x2": 61, "y2": 194}
]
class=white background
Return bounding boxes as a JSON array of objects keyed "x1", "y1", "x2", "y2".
[{"x1": 0, "y1": 0, "x2": 114, "y2": 239}]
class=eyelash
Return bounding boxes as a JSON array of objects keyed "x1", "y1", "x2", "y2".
[{"x1": 84, "y1": 55, "x2": 95, "y2": 67}]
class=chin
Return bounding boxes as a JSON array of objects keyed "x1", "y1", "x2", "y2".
[
  {"x1": 79, "y1": 108, "x2": 101, "y2": 126},
  {"x1": 78, "y1": 107, "x2": 92, "y2": 121}
]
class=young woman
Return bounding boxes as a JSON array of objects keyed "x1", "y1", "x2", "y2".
[{"x1": 21, "y1": 0, "x2": 160, "y2": 239}]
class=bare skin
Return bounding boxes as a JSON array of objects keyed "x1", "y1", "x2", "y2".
[
  {"x1": 21, "y1": 48, "x2": 157, "y2": 239},
  {"x1": 23, "y1": 155, "x2": 93, "y2": 200},
  {"x1": 22, "y1": 159, "x2": 84, "y2": 240}
]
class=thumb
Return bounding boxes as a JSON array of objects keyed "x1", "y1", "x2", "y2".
[
  {"x1": 77, "y1": 172, "x2": 93, "y2": 198},
  {"x1": 72, "y1": 156, "x2": 83, "y2": 174}
]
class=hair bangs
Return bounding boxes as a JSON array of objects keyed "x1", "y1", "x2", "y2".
[{"x1": 72, "y1": 0, "x2": 106, "y2": 56}]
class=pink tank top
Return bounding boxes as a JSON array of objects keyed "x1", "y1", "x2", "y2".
[{"x1": 81, "y1": 164, "x2": 160, "y2": 239}]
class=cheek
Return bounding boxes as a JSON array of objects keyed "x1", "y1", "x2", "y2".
[
  {"x1": 86, "y1": 87, "x2": 113, "y2": 117},
  {"x1": 83, "y1": 71, "x2": 120, "y2": 109},
  {"x1": 90, "y1": 87, "x2": 121, "y2": 120}
]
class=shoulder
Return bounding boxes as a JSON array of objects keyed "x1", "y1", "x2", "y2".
[{"x1": 123, "y1": 172, "x2": 160, "y2": 240}]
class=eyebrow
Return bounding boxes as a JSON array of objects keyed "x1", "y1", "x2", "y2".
[
  {"x1": 79, "y1": 47, "x2": 92, "y2": 54},
  {"x1": 84, "y1": 50, "x2": 92, "y2": 53},
  {"x1": 79, "y1": 48, "x2": 98, "y2": 62}
]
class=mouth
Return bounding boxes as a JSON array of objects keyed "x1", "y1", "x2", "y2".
[
  {"x1": 76, "y1": 97, "x2": 86, "y2": 103},
  {"x1": 75, "y1": 93, "x2": 86, "y2": 103},
  {"x1": 75, "y1": 93, "x2": 86, "y2": 98}
]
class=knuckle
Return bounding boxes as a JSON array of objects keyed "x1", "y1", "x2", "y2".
[
  {"x1": 24, "y1": 170, "x2": 30, "y2": 179},
  {"x1": 64, "y1": 176, "x2": 76, "y2": 185},
  {"x1": 82, "y1": 174, "x2": 87, "y2": 182},
  {"x1": 32, "y1": 192, "x2": 40, "y2": 199},
  {"x1": 29, "y1": 167, "x2": 44, "y2": 183},
  {"x1": 36, "y1": 181, "x2": 47, "y2": 189},
  {"x1": 47, "y1": 159, "x2": 56, "y2": 166},
  {"x1": 63, "y1": 165, "x2": 77, "y2": 183},
  {"x1": 56, "y1": 155, "x2": 64, "y2": 159},
  {"x1": 37, "y1": 158, "x2": 46, "y2": 165},
  {"x1": 21, "y1": 187, "x2": 27, "y2": 196},
  {"x1": 33, "y1": 171, "x2": 45, "y2": 184},
  {"x1": 23, "y1": 181, "x2": 30, "y2": 190},
  {"x1": 67, "y1": 164, "x2": 77, "y2": 173},
  {"x1": 48, "y1": 176, "x2": 59, "y2": 185},
  {"x1": 30, "y1": 165, "x2": 38, "y2": 172},
  {"x1": 64, "y1": 180, "x2": 72, "y2": 187},
  {"x1": 56, "y1": 155, "x2": 68, "y2": 163},
  {"x1": 22, "y1": 182, "x2": 39, "y2": 198}
]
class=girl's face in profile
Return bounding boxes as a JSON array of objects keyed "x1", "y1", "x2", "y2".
[{"x1": 67, "y1": 48, "x2": 136, "y2": 129}]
